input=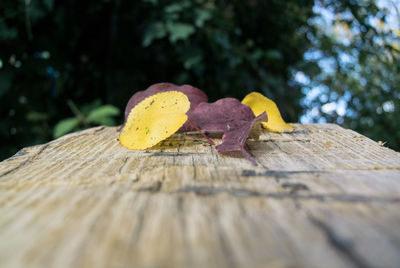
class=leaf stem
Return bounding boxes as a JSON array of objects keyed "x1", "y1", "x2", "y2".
[
  {"x1": 187, "y1": 118, "x2": 215, "y2": 145},
  {"x1": 67, "y1": 99, "x2": 89, "y2": 128}
]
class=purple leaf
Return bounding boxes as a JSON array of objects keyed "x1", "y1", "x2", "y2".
[
  {"x1": 124, "y1": 83, "x2": 207, "y2": 130},
  {"x1": 189, "y1": 98, "x2": 268, "y2": 165}
]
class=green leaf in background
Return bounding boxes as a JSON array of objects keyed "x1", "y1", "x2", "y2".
[
  {"x1": 26, "y1": 111, "x2": 48, "y2": 122},
  {"x1": 142, "y1": 0, "x2": 158, "y2": 5},
  {"x1": 265, "y1": 50, "x2": 283, "y2": 61},
  {"x1": 142, "y1": 22, "x2": 167, "y2": 47},
  {"x1": 195, "y1": 9, "x2": 211, "y2": 28},
  {"x1": 0, "y1": 72, "x2": 12, "y2": 98},
  {"x1": 43, "y1": 0, "x2": 55, "y2": 10},
  {"x1": 86, "y1": 105, "x2": 120, "y2": 125},
  {"x1": 53, "y1": 118, "x2": 80, "y2": 138},
  {"x1": 166, "y1": 22, "x2": 195, "y2": 43},
  {"x1": 80, "y1": 99, "x2": 102, "y2": 115},
  {"x1": 0, "y1": 18, "x2": 18, "y2": 41},
  {"x1": 180, "y1": 47, "x2": 203, "y2": 70},
  {"x1": 91, "y1": 117, "x2": 116, "y2": 126},
  {"x1": 164, "y1": 3, "x2": 185, "y2": 13}
]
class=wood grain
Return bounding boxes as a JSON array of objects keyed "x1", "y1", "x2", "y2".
[{"x1": 0, "y1": 124, "x2": 399, "y2": 268}]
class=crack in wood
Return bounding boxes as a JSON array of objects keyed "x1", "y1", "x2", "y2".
[
  {"x1": 281, "y1": 182, "x2": 310, "y2": 194},
  {"x1": 177, "y1": 186, "x2": 400, "y2": 204},
  {"x1": 309, "y1": 216, "x2": 373, "y2": 268},
  {"x1": 118, "y1": 157, "x2": 129, "y2": 174},
  {"x1": 241, "y1": 169, "x2": 325, "y2": 179},
  {"x1": 151, "y1": 152, "x2": 208, "y2": 157},
  {"x1": 4, "y1": 148, "x2": 29, "y2": 161},
  {"x1": 280, "y1": 182, "x2": 310, "y2": 209},
  {"x1": 255, "y1": 138, "x2": 311, "y2": 143},
  {"x1": 94, "y1": 126, "x2": 106, "y2": 133},
  {"x1": 138, "y1": 181, "x2": 163, "y2": 192},
  {"x1": 0, "y1": 144, "x2": 50, "y2": 178}
]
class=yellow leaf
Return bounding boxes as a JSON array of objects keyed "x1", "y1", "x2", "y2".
[
  {"x1": 119, "y1": 91, "x2": 190, "y2": 149},
  {"x1": 242, "y1": 92, "x2": 294, "y2": 133}
]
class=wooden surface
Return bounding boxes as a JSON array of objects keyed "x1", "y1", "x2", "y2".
[{"x1": 1, "y1": 124, "x2": 400, "y2": 268}]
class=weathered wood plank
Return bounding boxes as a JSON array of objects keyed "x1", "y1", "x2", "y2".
[{"x1": 0, "y1": 124, "x2": 399, "y2": 268}]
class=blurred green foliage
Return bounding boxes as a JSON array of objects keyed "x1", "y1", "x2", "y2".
[
  {"x1": 53, "y1": 99, "x2": 120, "y2": 138},
  {"x1": 0, "y1": 0, "x2": 399, "y2": 160},
  {"x1": 304, "y1": 0, "x2": 400, "y2": 150}
]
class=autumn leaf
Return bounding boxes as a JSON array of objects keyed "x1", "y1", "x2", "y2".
[
  {"x1": 188, "y1": 98, "x2": 267, "y2": 165},
  {"x1": 124, "y1": 83, "x2": 207, "y2": 131},
  {"x1": 242, "y1": 92, "x2": 294, "y2": 133},
  {"x1": 121, "y1": 84, "x2": 289, "y2": 165},
  {"x1": 119, "y1": 91, "x2": 190, "y2": 150}
]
